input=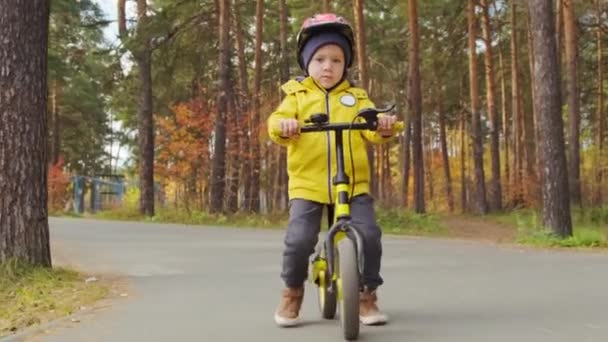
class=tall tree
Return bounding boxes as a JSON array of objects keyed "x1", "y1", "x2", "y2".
[
  {"x1": 498, "y1": 45, "x2": 510, "y2": 193},
  {"x1": 527, "y1": 0, "x2": 572, "y2": 237},
  {"x1": 118, "y1": 0, "x2": 155, "y2": 216},
  {"x1": 401, "y1": 122, "x2": 411, "y2": 207},
  {"x1": 234, "y1": 0, "x2": 251, "y2": 210},
  {"x1": 480, "y1": 0, "x2": 502, "y2": 210},
  {"x1": 563, "y1": 0, "x2": 581, "y2": 206},
  {"x1": 437, "y1": 87, "x2": 454, "y2": 212},
  {"x1": 352, "y1": 0, "x2": 376, "y2": 196},
  {"x1": 593, "y1": 0, "x2": 604, "y2": 204},
  {"x1": 510, "y1": 3, "x2": 524, "y2": 202},
  {"x1": 460, "y1": 105, "x2": 468, "y2": 212},
  {"x1": 467, "y1": 0, "x2": 488, "y2": 214},
  {"x1": 210, "y1": 0, "x2": 231, "y2": 213},
  {"x1": 275, "y1": 0, "x2": 289, "y2": 211},
  {"x1": 408, "y1": 0, "x2": 425, "y2": 213},
  {"x1": 49, "y1": 0, "x2": 113, "y2": 175},
  {"x1": 249, "y1": 0, "x2": 264, "y2": 213},
  {"x1": 0, "y1": 0, "x2": 52, "y2": 266}
]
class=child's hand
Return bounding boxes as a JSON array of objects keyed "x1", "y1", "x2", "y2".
[
  {"x1": 377, "y1": 115, "x2": 397, "y2": 137},
  {"x1": 279, "y1": 119, "x2": 300, "y2": 138}
]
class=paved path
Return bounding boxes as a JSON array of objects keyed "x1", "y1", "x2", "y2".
[{"x1": 7, "y1": 217, "x2": 608, "y2": 341}]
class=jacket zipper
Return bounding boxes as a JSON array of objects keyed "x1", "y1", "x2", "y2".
[{"x1": 325, "y1": 92, "x2": 333, "y2": 204}]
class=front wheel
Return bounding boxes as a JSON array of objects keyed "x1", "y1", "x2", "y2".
[
  {"x1": 318, "y1": 270, "x2": 337, "y2": 319},
  {"x1": 337, "y1": 237, "x2": 360, "y2": 340}
]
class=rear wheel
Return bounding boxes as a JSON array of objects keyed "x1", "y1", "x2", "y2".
[{"x1": 337, "y1": 238, "x2": 360, "y2": 340}]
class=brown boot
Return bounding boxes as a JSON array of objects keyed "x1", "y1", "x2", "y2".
[
  {"x1": 359, "y1": 287, "x2": 388, "y2": 325},
  {"x1": 274, "y1": 287, "x2": 304, "y2": 327}
]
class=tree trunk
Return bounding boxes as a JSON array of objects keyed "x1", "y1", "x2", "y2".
[
  {"x1": 510, "y1": 3, "x2": 524, "y2": 203},
  {"x1": 563, "y1": 0, "x2": 581, "y2": 206},
  {"x1": 352, "y1": 0, "x2": 376, "y2": 197},
  {"x1": 135, "y1": 48, "x2": 155, "y2": 216},
  {"x1": 0, "y1": 0, "x2": 51, "y2": 266},
  {"x1": 499, "y1": 46, "x2": 510, "y2": 195},
  {"x1": 594, "y1": 0, "x2": 604, "y2": 205},
  {"x1": 276, "y1": 0, "x2": 289, "y2": 211},
  {"x1": 118, "y1": 0, "x2": 155, "y2": 216},
  {"x1": 467, "y1": 0, "x2": 488, "y2": 214},
  {"x1": 137, "y1": 0, "x2": 155, "y2": 216},
  {"x1": 525, "y1": 9, "x2": 540, "y2": 204},
  {"x1": 460, "y1": 107, "x2": 468, "y2": 213},
  {"x1": 438, "y1": 92, "x2": 454, "y2": 212},
  {"x1": 480, "y1": 0, "x2": 502, "y2": 211},
  {"x1": 527, "y1": 0, "x2": 572, "y2": 238},
  {"x1": 426, "y1": 122, "x2": 434, "y2": 203},
  {"x1": 225, "y1": 79, "x2": 239, "y2": 214},
  {"x1": 210, "y1": 0, "x2": 231, "y2": 213},
  {"x1": 555, "y1": 0, "x2": 563, "y2": 73},
  {"x1": 234, "y1": 1, "x2": 251, "y2": 210},
  {"x1": 249, "y1": 0, "x2": 264, "y2": 213},
  {"x1": 408, "y1": 0, "x2": 425, "y2": 213},
  {"x1": 401, "y1": 121, "x2": 411, "y2": 207}
]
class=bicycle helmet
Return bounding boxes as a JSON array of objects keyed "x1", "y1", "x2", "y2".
[{"x1": 296, "y1": 13, "x2": 355, "y2": 72}]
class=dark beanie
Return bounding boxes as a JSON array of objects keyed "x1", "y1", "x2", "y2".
[{"x1": 300, "y1": 32, "x2": 352, "y2": 73}]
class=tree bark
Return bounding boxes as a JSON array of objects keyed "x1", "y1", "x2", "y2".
[
  {"x1": 510, "y1": 3, "x2": 524, "y2": 203},
  {"x1": 467, "y1": 0, "x2": 488, "y2": 214},
  {"x1": 594, "y1": 0, "x2": 604, "y2": 205},
  {"x1": 276, "y1": 0, "x2": 289, "y2": 211},
  {"x1": 480, "y1": 0, "x2": 502, "y2": 211},
  {"x1": 563, "y1": 0, "x2": 581, "y2": 206},
  {"x1": 0, "y1": 0, "x2": 52, "y2": 266},
  {"x1": 499, "y1": 46, "x2": 510, "y2": 195},
  {"x1": 209, "y1": 0, "x2": 231, "y2": 213},
  {"x1": 401, "y1": 121, "x2": 411, "y2": 207},
  {"x1": 234, "y1": 1, "x2": 251, "y2": 210},
  {"x1": 525, "y1": 9, "x2": 540, "y2": 203},
  {"x1": 249, "y1": 0, "x2": 264, "y2": 213},
  {"x1": 352, "y1": 0, "x2": 376, "y2": 197},
  {"x1": 460, "y1": 107, "x2": 468, "y2": 213},
  {"x1": 438, "y1": 91, "x2": 454, "y2": 212},
  {"x1": 408, "y1": 0, "x2": 425, "y2": 213},
  {"x1": 118, "y1": 0, "x2": 155, "y2": 216},
  {"x1": 527, "y1": 0, "x2": 572, "y2": 237}
]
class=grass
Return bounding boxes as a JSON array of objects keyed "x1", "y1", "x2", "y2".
[
  {"x1": 375, "y1": 207, "x2": 444, "y2": 236},
  {"x1": 488, "y1": 208, "x2": 608, "y2": 248},
  {"x1": 71, "y1": 204, "x2": 444, "y2": 236},
  {"x1": 0, "y1": 259, "x2": 108, "y2": 338}
]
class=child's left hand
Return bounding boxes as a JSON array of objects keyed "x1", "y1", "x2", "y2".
[{"x1": 377, "y1": 115, "x2": 397, "y2": 137}]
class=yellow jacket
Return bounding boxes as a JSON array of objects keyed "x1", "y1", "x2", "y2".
[{"x1": 267, "y1": 77, "x2": 397, "y2": 204}]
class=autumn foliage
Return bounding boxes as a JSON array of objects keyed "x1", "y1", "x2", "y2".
[
  {"x1": 155, "y1": 97, "x2": 215, "y2": 208},
  {"x1": 48, "y1": 158, "x2": 71, "y2": 212}
]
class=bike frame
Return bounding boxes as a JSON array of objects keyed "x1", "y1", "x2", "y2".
[{"x1": 300, "y1": 123, "x2": 370, "y2": 294}]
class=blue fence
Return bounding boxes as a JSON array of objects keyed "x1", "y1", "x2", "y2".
[{"x1": 72, "y1": 175, "x2": 125, "y2": 214}]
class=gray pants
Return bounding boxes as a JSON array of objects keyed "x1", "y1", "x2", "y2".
[{"x1": 281, "y1": 194, "x2": 384, "y2": 289}]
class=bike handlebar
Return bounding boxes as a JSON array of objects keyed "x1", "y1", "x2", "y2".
[{"x1": 271, "y1": 106, "x2": 405, "y2": 135}]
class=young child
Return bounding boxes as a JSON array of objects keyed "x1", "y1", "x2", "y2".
[{"x1": 267, "y1": 13, "x2": 398, "y2": 327}]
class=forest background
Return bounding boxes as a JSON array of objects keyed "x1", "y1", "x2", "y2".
[{"x1": 47, "y1": 0, "x2": 608, "y2": 248}]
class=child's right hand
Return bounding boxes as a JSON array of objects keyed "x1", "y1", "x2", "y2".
[{"x1": 279, "y1": 119, "x2": 300, "y2": 138}]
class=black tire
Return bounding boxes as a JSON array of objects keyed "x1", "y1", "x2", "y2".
[
  {"x1": 318, "y1": 270, "x2": 337, "y2": 319},
  {"x1": 337, "y1": 238, "x2": 360, "y2": 340}
]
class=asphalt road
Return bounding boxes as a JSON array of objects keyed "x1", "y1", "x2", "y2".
[{"x1": 6, "y1": 217, "x2": 608, "y2": 341}]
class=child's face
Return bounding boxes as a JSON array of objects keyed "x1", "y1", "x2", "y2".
[{"x1": 307, "y1": 44, "x2": 345, "y2": 89}]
